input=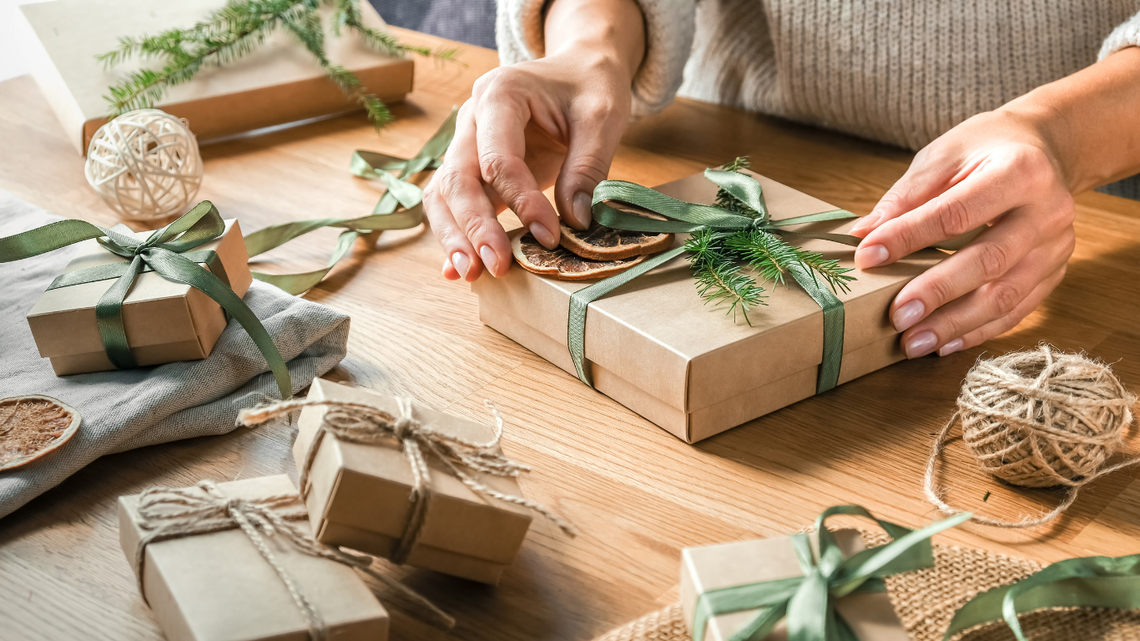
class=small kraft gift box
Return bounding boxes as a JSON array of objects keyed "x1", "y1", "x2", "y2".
[
  {"x1": 473, "y1": 169, "x2": 946, "y2": 443},
  {"x1": 293, "y1": 379, "x2": 546, "y2": 585},
  {"x1": 119, "y1": 475, "x2": 390, "y2": 641},
  {"x1": 25, "y1": 218, "x2": 251, "y2": 376},
  {"x1": 18, "y1": 0, "x2": 415, "y2": 155}
]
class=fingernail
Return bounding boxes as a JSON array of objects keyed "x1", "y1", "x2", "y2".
[
  {"x1": 850, "y1": 212, "x2": 880, "y2": 234},
  {"x1": 479, "y1": 245, "x2": 499, "y2": 276},
  {"x1": 938, "y1": 338, "x2": 964, "y2": 357},
  {"x1": 450, "y1": 251, "x2": 470, "y2": 278},
  {"x1": 529, "y1": 222, "x2": 557, "y2": 248},
  {"x1": 855, "y1": 244, "x2": 889, "y2": 268},
  {"x1": 904, "y1": 331, "x2": 938, "y2": 358},
  {"x1": 571, "y1": 192, "x2": 592, "y2": 229},
  {"x1": 892, "y1": 300, "x2": 925, "y2": 332}
]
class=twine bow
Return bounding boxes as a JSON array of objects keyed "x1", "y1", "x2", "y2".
[
  {"x1": 691, "y1": 505, "x2": 971, "y2": 641},
  {"x1": 243, "y1": 108, "x2": 457, "y2": 295},
  {"x1": 238, "y1": 396, "x2": 577, "y2": 564},
  {"x1": 570, "y1": 169, "x2": 861, "y2": 392},
  {"x1": 133, "y1": 480, "x2": 455, "y2": 639},
  {"x1": 0, "y1": 201, "x2": 292, "y2": 399}
]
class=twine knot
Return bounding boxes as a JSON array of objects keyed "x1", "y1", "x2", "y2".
[
  {"x1": 238, "y1": 395, "x2": 577, "y2": 565},
  {"x1": 925, "y1": 344, "x2": 1140, "y2": 528},
  {"x1": 133, "y1": 480, "x2": 454, "y2": 638}
]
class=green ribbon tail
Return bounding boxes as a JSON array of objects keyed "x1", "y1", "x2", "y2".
[
  {"x1": 252, "y1": 230, "x2": 361, "y2": 296},
  {"x1": 146, "y1": 248, "x2": 293, "y2": 399},
  {"x1": 943, "y1": 554, "x2": 1140, "y2": 641},
  {"x1": 0, "y1": 219, "x2": 109, "y2": 261},
  {"x1": 94, "y1": 255, "x2": 145, "y2": 369},
  {"x1": 568, "y1": 246, "x2": 687, "y2": 385}
]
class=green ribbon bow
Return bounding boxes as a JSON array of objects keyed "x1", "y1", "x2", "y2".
[
  {"x1": 944, "y1": 553, "x2": 1140, "y2": 641},
  {"x1": 569, "y1": 169, "x2": 861, "y2": 392},
  {"x1": 0, "y1": 201, "x2": 292, "y2": 399},
  {"x1": 694, "y1": 506, "x2": 972, "y2": 641},
  {"x1": 243, "y1": 107, "x2": 457, "y2": 295}
]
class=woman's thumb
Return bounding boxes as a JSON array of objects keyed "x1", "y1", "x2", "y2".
[{"x1": 555, "y1": 114, "x2": 623, "y2": 230}]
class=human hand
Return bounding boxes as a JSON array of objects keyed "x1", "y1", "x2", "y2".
[
  {"x1": 423, "y1": 50, "x2": 634, "y2": 282},
  {"x1": 849, "y1": 109, "x2": 1076, "y2": 358}
]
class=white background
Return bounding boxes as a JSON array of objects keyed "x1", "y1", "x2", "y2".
[{"x1": 0, "y1": 0, "x2": 53, "y2": 82}]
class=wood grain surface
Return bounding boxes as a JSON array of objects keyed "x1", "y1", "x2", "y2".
[{"x1": 3, "y1": 27, "x2": 1140, "y2": 641}]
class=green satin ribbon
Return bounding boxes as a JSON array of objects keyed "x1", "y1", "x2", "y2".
[
  {"x1": 693, "y1": 506, "x2": 972, "y2": 641},
  {"x1": 0, "y1": 201, "x2": 293, "y2": 400},
  {"x1": 244, "y1": 107, "x2": 457, "y2": 295},
  {"x1": 568, "y1": 169, "x2": 861, "y2": 391},
  {"x1": 944, "y1": 553, "x2": 1140, "y2": 641}
]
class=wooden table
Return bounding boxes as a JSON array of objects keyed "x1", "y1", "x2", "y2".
[{"x1": 4, "y1": 27, "x2": 1140, "y2": 641}]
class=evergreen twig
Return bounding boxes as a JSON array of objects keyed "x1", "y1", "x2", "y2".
[{"x1": 98, "y1": 0, "x2": 456, "y2": 131}]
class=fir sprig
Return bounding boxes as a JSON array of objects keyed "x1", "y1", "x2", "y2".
[
  {"x1": 682, "y1": 156, "x2": 857, "y2": 324},
  {"x1": 97, "y1": 0, "x2": 456, "y2": 131}
]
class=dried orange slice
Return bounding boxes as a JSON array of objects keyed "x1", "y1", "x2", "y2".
[
  {"x1": 512, "y1": 230, "x2": 648, "y2": 281},
  {"x1": 558, "y1": 221, "x2": 674, "y2": 261},
  {"x1": 0, "y1": 395, "x2": 81, "y2": 472}
]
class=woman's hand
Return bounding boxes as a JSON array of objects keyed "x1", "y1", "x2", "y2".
[
  {"x1": 849, "y1": 108, "x2": 1076, "y2": 358},
  {"x1": 423, "y1": 0, "x2": 645, "y2": 282}
]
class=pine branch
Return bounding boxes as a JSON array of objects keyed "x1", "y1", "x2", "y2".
[
  {"x1": 725, "y1": 229, "x2": 856, "y2": 294},
  {"x1": 685, "y1": 230, "x2": 766, "y2": 324},
  {"x1": 98, "y1": 0, "x2": 455, "y2": 128}
]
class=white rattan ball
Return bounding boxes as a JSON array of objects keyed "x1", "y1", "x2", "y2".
[{"x1": 84, "y1": 109, "x2": 203, "y2": 221}]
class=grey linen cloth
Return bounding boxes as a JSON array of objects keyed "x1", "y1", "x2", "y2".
[{"x1": 0, "y1": 191, "x2": 351, "y2": 518}]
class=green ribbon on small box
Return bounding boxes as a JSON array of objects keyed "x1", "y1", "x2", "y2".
[
  {"x1": 693, "y1": 505, "x2": 971, "y2": 641},
  {"x1": 568, "y1": 169, "x2": 861, "y2": 392},
  {"x1": 944, "y1": 553, "x2": 1140, "y2": 641},
  {"x1": 0, "y1": 201, "x2": 293, "y2": 400},
  {"x1": 243, "y1": 107, "x2": 457, "y2": 295}
]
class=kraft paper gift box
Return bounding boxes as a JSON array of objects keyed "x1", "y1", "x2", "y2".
[
  {"x1": 26, "y1": 219, "x2": 251, "y2": 375},
  {"x1": 473, "y1": 170, "x2": 945, "y2": 443},
  {"x1": 680, "y1": 529, "x2": 909, "y2": 641},
  {"x1": 293, "y1": 378, "x2": 535, "y2": 585},
  {"x1": 18, "y1": 0, "x2": 415, "y2": 155},
  {"x1": 119, "y1": 475, "x2": 390, "y2": 641}
]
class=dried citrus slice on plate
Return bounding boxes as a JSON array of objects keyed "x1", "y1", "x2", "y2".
[{"x1": 0, "y1": 395, "x2": 81, "y2": 472}]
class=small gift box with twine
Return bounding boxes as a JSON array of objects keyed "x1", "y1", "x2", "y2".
[
  {"x1": 245, "y1": 378, "x2": 576, "y2": 585},
  {"x1": 119, "y1": 474, "x2": 429, "y2": 641}
]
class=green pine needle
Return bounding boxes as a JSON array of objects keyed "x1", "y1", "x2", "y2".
[
  {"x1": 98, "y1": 0, "x2": 457, "y2": 130},
  {"x1": 686, "y1": 229, "x2": 767, "y2": 325}
]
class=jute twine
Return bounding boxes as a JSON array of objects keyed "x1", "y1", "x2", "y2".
[
  {"x1": 84, "y1": 109, "x2": 203, "y2": 221},
  {"x1": 925, "y1": 344, "x2": 1140, "y2": 528},
  {"x1": 133, "y1": 481, "x2": 455, "y2": 640},
  {"x1": 238, "y1": 397, "x2": 577, "y2": 564},
  {"x1": 593, "y1": 530, "x2": 1140, "y2": 641}
]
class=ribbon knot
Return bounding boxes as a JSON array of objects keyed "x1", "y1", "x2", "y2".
[
  {"x1": 0, "y1": 201, "x2": 293, "y2": 399},
  {"x1": 691, "y1": 505, "x2": 971, "y2": 641}
]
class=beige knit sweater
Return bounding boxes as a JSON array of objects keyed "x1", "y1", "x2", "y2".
[{"x1": 497, "y1": 0, "x2": 1140, "y2": 195}]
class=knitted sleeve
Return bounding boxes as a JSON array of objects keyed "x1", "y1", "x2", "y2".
[
  {"x1": 1099, "y1": 9, "x2": 1140, "y2": 59},
  {"x1": 495, "y1": 0, "x2": 696, "y2": 116}
]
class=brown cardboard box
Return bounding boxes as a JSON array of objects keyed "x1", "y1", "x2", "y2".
[
  {"x1": 680, "y1": 529, "x2": 909, "y2": 641},
  {"x1": 18, "y1": 0, "x2": 415, "y2": 155},
  {"x1": 119, "y1": 475, "x2": 390, "y2": 641},
  {"x1": 473, "y1": 170, "x2": 944, "y2": 443},
  {"x1": 26, "y1": 219, "x2": 252, "y2": 375},
  {"x1": 294, "y1": 378, "x2": 534, "y2": 584}
]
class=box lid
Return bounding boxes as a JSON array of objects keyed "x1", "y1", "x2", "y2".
[
  {"x1": 118, "y1": 474, "x2": 389, "y2": 641},
  {"x1": 26, "y1": 218, "x2": 251, "y2": 358},
  {"x1": 473, "y1": 171, "x2": 943, "y2": 416},
  {"x1": 295, "y1": 379, "x2": 534, "y2": 565}
]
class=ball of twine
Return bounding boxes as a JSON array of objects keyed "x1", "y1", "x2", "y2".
[
  {"x1": 84, "y1": 109, "x2": 203, "y2": 221},
  {"x1": 925, "y1": 344, "x2": 1139, "y2": 528}
]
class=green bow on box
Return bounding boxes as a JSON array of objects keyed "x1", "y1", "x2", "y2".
[
  {"x1": 944, "y1": 552, "x2": 1140, "y2": 640},
  {"x1": 692, "y1": 505, "x2": 971, "y2": 641},
  {"x1": 569, "y1": 168, "x2": 861, "y2": 392},
  {"x1": 0, "y1": 201, "x2": 292, "y2": 399},
  {"x1": 243, "y1": 108, "x2": 457, "y2": 295}
]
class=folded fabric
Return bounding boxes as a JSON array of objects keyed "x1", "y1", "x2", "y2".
[{"x1": 0, "y1": 191, "x2": 351, "y2": 519}]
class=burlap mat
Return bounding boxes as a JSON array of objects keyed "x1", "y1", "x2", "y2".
[{"x1": 594, "y1": 532, "x2": 1140, "y2": 641}]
